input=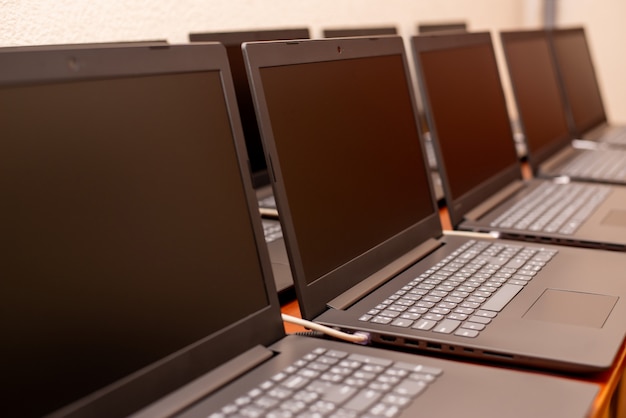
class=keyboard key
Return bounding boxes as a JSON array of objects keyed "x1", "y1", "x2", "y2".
[
  {"x1": 461, "y1": 322, "x2": 486, "y2": 331},
  {"x1": 433, "y1": 319, "x2": 461, "y2": 334},
  {"x1": 412, "y1": 319, "x2": 437, "y2": 331},
  {"x1": 393, "y1": 380, "x2": 428, "y2": 396},
  {"x1": 481, "y1": 284, "x2": 523, "y2": 312},
  {"x1": 455, "y1": 329, "x2": 479, "y2": 338},
  {"x1": 391, "y1": 318, "x2": 414, "y2": 328},
  {"x1": 343, "y1": 389, "x2": 382, "y2": 412}
]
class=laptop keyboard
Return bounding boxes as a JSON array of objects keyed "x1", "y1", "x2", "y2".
[
  {"x1": 490, "y1": 182, "x2": 610, "y2": 234},
  {"x1": 263, "y1": 219, "x2": 283, "y2": 243},
  {"x1": 209, "y1": 347, "x2": 441, "y2": 418},
  {"x1": 560, "y1": 150, "x2": 626, "y2": 181},
  {"x1": 603, "y1": 129, "x2": 626, "y2": 145},
  {"x1": 359, "y1": 240, "x2": 557, "y2": 338}
]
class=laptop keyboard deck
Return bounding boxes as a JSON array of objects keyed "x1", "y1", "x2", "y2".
[
  {"x1": 561, "y1": 150, "x2": 626, "y2": 182},
  {"x1": 490, "y1": 182, "x2": 611, "y2": 234},
  {"x1": 208, "y1": 347, "x2": 441, "y2": 418},
  {"x1": 359, "y1": 240, "x2": 557, "y2": 338}
]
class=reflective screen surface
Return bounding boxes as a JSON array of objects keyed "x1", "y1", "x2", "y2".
[
  {"x1": 259, "y1": 54, "x2": 435, "y2": 284},
  {"x1": 418, "y1": 42, "x2": 519, "y2": 201},
  {"x1": 503, "y1": 34, "x2": 571, "y2": 155},
  {"x1": 551, "y1": 29, "x2": 606, "y2": 133},
  {"x1": 0, "y1": 71, "x2": 268, "y2": 417}
]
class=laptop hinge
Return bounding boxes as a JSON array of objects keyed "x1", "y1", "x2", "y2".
[
  {"x1": 464, "y1": 180, "x2": 525, "y2": 221},
  {"x1": 327, "y1": 238, "x2": 443, "y2": 311},
  {"x1": 131, "y1": 345, "x2": 273, "y2": 418}
]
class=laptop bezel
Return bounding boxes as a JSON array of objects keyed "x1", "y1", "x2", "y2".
[
  {"x1": 411, "y1": 32, "x2": 524, "y2": 228},
  {"x1": 189, "y1": 28, "x2": 311, "y2": 189},
  {"x1": 499, "y1": 29, "x2": 575, "y2": 174},
  {"x1": 548, "y1": 26, "x2": 608, "y2": 138},
  {"x1": 243, "y1": 36, "x2": 443, "y2": 319},
  {"x1": 0, "y1": 43, "x2": 285, "y2": 418}
]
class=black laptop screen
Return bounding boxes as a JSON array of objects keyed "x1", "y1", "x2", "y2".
[
  {"x1": 419, "y1": 42, "x2": 519, "y2": 201},
  {"x1": 1, "y1": 70, "x2": 268, "y2": 417},
  {"x1": 190, "y1": 30, "x2": 310, "y2": 188},
  {"x1": 551, "y1": 29, "x2": 606, "y2": 134},
  {"x1": 259, "y1": 54, "x2": 434, "y2": 284},
  {"x1": 502, "y1": 34, "x2": 571, "y2": 156}
]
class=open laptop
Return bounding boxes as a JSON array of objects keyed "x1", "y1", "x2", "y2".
[
  {"x1": 550, "y1": 27, "x2": 626, "y2": 146},
  {"x1": 500, "y1": 29, "x2": 626, "y2": 184},
  {"x1": 189, "y1": 28, "x2": 310, "y2": 299},
  {"x1": 412, "y1": 31, "x2": 626, "y2": 251},
  {"x1": 323, "y1": 26, "x2": 398, "y2": 38},
  {"x1": 417, "y1": 22, "x2": 468, "y2": 34},
  {"x1": 243, "y1": 34, "x2": 626, "y2": 373},
  {"x1": 0, "y1": 43, "x2": 600, "y2": 418}
]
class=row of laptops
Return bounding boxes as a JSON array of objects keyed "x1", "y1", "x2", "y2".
[
  {"x1": 1, "y1": 36, "x2": 622, "y2": 417},
  {"x1": 191, "y1": 25, "x2": 626, "y2": 305},
  {"x1": 187, "y1": 25, "x2": 469, "y2": 299}
]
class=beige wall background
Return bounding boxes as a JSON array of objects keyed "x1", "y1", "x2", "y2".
[
  {"x1": 0, "y1": 0, "x2": 623, "y2": 122},
  {"x1": 556, "y1": 0, "x2": 626, "y2": 124}
]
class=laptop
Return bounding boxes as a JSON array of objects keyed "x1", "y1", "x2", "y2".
[
  {"x1": 417, "y1": 22, "x2": 468, "y2": 34},
  {"x1": 189, "y1": 28, "x2": 310, "y2": 298},
  {"x1": 412, "y1": 31, "x2": 626, "y2": 251},
  {"x1": 549, "y1": 27, "x2": 626, "y2": 146},
  {"x1": 0, "y1": 43, "x2": 599, "y2": 418},
  {"x1": 323, "y1": 26, "x2": 398, "y2": 38},
  {"x1": 243, "y1": 34, "x2": 626, "y2": 373},
  {"x1": 500, "y1": 29, "x2": 626, "y2": 185}
]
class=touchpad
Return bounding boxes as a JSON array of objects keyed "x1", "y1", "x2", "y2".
[
  {"x1": 523, "y1": 289, "x2": 618, "y2": 328},
  {"x1": 602, "y1": 210, "x2": 626, "y2": 227}
]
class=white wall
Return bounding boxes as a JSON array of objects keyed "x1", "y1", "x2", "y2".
[
  {"x1": 1, "y1": 0, "x2": 532, "y2": 46},
  {"x1": 3, "y1": 1, "x2": 623, "y2": 123},
  {"x1": 557, "y1": 0, "x2": 626, "y2": 124}
]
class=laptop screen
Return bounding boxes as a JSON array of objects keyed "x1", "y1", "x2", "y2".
[
  {"x1": 259, "y1": 54, "x2": 434, "y2": 284},
  {"x1": 190, "y1": 29, "x2": 310, "y2": 188},
  {"x1": 501, "y1": 32, "x2": 571, "y2": 161},
  {"x1": 1, "y1": 69, "x2": 268, "y2": 417},
  {"x1": 417, "y1": 40, "x2": 519, "y2": 201},
  {"x1": 551, "y1": 28, "x2": 606, "y2": 135}
]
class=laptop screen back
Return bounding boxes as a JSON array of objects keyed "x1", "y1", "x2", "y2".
[
  {"x1": 258, "y1": 53, "x2": 433, "y2": 284},
  {"x1": 189, "y1": 29, "x2": 310, "y2": 188},
  {"x1": 416, "y1": 36, "x2": 519, "y2": 202},
  {"x1": 550, "y1": 28, "x2": 606, "y2": 135},
  {"x1": 1, "y1": 61, "x2": 269, "y2": 417},
  {"x1": 501, "y1": 31, "x2": 571, "y2": 164},
  {"x1": 322, "y1": 27, "x2": 397, "y2": 38}
]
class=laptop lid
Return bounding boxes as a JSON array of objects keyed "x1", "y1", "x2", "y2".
[
  {"x1": 322, "y1": 26, "x2": 398, "y2": 38},
  {"x1": 412, "y1": 32, "x2": 523, "y2": 228},
  {"x1": 549, "y1": 27, "x2": 607, "y2": 137},
  {"x1": 243, "y1": 36, "x2": 441, "y2": 320},
  {"x1": 189, "y1": 28, "x2": 310, "y2": 189},
  {"x1": 0, "y1": 43, "x2": 283, "y2": 418},
  {"x1": 417, "y1": 22, "x2": 468, "y2": 34},
  {"x1": 500, "y1": 30, "x2": 573, "y2": 172}
]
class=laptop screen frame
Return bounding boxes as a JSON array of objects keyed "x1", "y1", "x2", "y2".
[
  {"x1": 189, "y1": 28, "x2": 311, "y2": 189},
  {"x1": 243, "y1": 36, "x2": 443, "y2": 320},
  {"x1": 411, "y1": 32, "x2": 523, "y2": 229},
  {"x1": 0, "y1": 43, "x2": 284, "y2": 418},
  {"x1": 500, "y1": 29, "x2": 574, "y2": 174},
  {"x1": 548, "y1": 27, "x2": 608, "y2": 137}
]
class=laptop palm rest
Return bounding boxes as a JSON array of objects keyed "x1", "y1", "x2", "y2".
[{"x1": 523, "y1": 289, "x2": 618, "y2": 328}]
